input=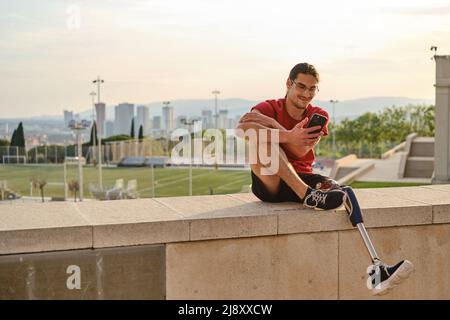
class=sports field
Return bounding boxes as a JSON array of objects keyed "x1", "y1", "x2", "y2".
[
  {"x1": 0, "y1": 164, "x2": 252, "y2": 199},
  {"x1": 0, "y1": 164, "x2": 430, "y2": 200}
]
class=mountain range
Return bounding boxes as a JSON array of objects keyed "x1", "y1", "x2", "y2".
[{"x1": 0, "y1": 96, "x2": 434, "y2": 123}]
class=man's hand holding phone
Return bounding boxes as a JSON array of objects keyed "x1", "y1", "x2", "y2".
[{"x1": 287, "y1": 117, "x2": 323, "y2": 146}]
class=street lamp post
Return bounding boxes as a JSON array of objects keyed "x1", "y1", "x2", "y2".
[
  {"x1": 212, "y1": 90, "x2": 220, "y2": 128},
  {"x1": 89, "y1": 92, "x2": 97, "y2": 162},
  {"x1": 181, "y1": 118, "x2": 197, "y2": 196},
  {"x1": 68, "y1": 119, "x2": 90, "y2": 201},
  {"x1": 329, "y1": 99, "x2": 339, "y2": 158},
  {"x1": 163, "y1": 101, "x2": 171, "y2": 154},
  {"x1": 93, "y1": 77, "x2": 104, "y2": 190}
]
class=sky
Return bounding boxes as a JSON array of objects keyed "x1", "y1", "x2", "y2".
[{"x1": 0, "y1": 0, "x2": 450, "y2": 118}]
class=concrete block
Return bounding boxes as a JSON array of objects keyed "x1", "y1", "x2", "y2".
[
  {"x1": 156, "y1": 195, "x2": 278, "y2": 240},
  {"x1": 278, "y1": 189, "x2": 431, "y2": 235},
  {"x1": 0, "y1": 245, "x2": 165, "y2": 299},
  {"x1": 339, "y1": 224, "x2": 450, "y2": 299},
  {"x1": 0, "y1": 202, "x2": 92, "y2": 254},
  {"x1": 371, "y1": 186, "x2": 450, "y2": 224},
  {"x1": 278, "y1": 208, "x2": 352, "y2": 234},
  {"x1": 348, "y1": 189, "x2": 432, "y2": 228},
  {"x1": 76, "y1": 199, "x2": 189, "y2": 248},
  {"x1": 166, "y1": 232, "x2": 338, "y2": 299}
]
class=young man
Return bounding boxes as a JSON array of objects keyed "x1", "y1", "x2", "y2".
[
  {"x1": 236, "y1": 63, "x2": 414, "y2": 295},
  {"x1": 237, "y1": 62, "x2": 345, "y2": 210}
]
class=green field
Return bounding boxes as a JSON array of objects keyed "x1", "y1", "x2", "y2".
[
  {"x1": 350, "y1": 181, "x2": 429, "y2": 189},
  {"x1": 0, "y1": 164, "x2": 252, "y2": 199},
  {"x1": 0, "y1": 164, "x2": 431, "y2": 200}
]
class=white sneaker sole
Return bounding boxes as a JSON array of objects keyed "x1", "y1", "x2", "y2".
[{"x1": 372, "y1": 260, "x2": 415, "y2": 296}]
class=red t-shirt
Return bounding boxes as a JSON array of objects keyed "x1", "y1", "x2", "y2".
[{"x1": 251, "y1": 98, "x2": 329, "y2": 174}]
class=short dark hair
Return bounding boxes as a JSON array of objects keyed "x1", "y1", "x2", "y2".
[{"x1": 289, "y1": 63, "x2": 320, "y2": 82}]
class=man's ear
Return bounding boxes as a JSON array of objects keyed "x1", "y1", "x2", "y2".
[{"x1": 286, "y1": 78, "x2": 293, "y2": 90}]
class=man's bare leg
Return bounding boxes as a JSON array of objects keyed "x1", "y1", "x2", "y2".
[
  {"x1": 250, "y1": 141, "x2": 345, "y2": 209},
  {"x1": 250, "y1": 142, "x2": 309, "y2": 199}
]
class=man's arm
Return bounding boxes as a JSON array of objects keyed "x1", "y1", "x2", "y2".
[{"x1": 237, "y1": 110, "x2": 322, "y2": 157}]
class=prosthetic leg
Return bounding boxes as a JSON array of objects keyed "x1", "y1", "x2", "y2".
[{"x1": 341, "y1": 186, "x2": 414, "y2": 295}]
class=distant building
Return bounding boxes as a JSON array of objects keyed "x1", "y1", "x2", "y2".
[
  {"x1": 63, "y1": 110, "x2": 74, "y2": 127},
  {"x1": 201, "y1": 109, "x2": 213, "y2": 129},
  {"x1": 218, "y1": 109, "x2": 228, "y2": 129},
  {"x1": 152, "y1": 116, "x2": 161, "y2": 130},
  {"x1": 114, "y1": 103, "x2": 134, "y2": 136},
  {"x1": 105, "y1": 120, "x2": 114, "y2": 138},
  {"x1": 136, "y1": 105, "x2": 150, "y2": 136},
  {"x1": 162, "y1": 104, "x2": 175, "y2": 132},
  {"x1": 227, "y1": 118, "x2": 237, "y2": 130}
]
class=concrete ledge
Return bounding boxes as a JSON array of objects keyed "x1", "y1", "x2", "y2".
[
  {"x1": 337, "y1": 162, "x2": 375, "y2": 185},
  {"x1": 2, "y1": 185, "x2": 450, "y2": 299},
  {"x1": 1, "y1": 186, "x2": 448, "y2": 254}
]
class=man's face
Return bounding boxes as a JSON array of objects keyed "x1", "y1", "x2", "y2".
[{"x1": 286, "y1": 73, "x2": 319, "y2": 110}]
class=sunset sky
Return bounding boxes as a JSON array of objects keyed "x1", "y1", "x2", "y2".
[{"x1": 1, "y1": 0, "x2": 449, "y2": 118}]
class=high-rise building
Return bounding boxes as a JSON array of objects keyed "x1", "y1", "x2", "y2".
[
  {"x1": 114, "y1": 103, "x2": 134, "y2": 136},
  {"x1": 201, "y1": 109, "x2": 213, "y2": 129},
  {"x1": 63, "y1": 110, "x2": 74, "y2": 127},
  {"x1": 227, "y1": 118, "x2": 237, "y2": 130},
  {"x1": 162, "y1": 105, "x2": 175, "y2": 132},
  {"x1": 105, "y1": 121, "x2": 114, "y2": 138},
  {"x1": 152, "y1": 116, "x2": 161, "y2": 130},
  {"x1": 136, "y1": 105, "x2": 150, "y2": 136},
  {"x1": 218, "y1": 109, "x2": 228, "y2": 129}
]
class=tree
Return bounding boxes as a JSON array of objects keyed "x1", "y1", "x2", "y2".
[
  {"x1": 10, "y1": 129, "x2": 17, "y2": 146},
  {"x1": 16, "y1": 122, "x2": 25, "y2": 148},
  {"x1": 89, "y1": 121, "x2": 99, "y2": 146},
  {"x1": 130, "y1": 119, "x2": 135, "y2": 139},
  {"x1": 138, "y1": 125, "x2": 144, "y2": 141},
  {"x1": 31, "y1": 178, "x2": 47, "y2": 202}
]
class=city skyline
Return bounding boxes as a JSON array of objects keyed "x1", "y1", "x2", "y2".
[{"x1": 1, "y1": 0, "x2": 450, "y2": 118}]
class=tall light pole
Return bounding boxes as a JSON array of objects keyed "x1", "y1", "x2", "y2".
[
  {"x1": 93, "y1": 77, "x2": 105, "y2": 190},
  {"x1": 329, "y1": 99, "x2": 339, "y2": 158},
  {"x1": 93, "y1": 76, "x2": 104, "y2": 104},
  {"x1": 89, "y1": 91, "x2": 97, "y2": 162},
  {"x1": 68, "y1": 119, "x2": 90, "y2": 201},
  {"x1": 212, "y1": 90, "x2": 220, "y2": 128},
  {"x1": 181, "y1": 118, "x2": 197, "y2": 196},
  {"x1": 162, "y1": 101, "x2": 171, "y2": 154}
]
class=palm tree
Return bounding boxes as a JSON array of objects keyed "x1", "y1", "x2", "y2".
[
  {"x1": 31, "y1": 178, "x2": 47, "y2": 202},
  {"x1": 68, "y1": 180, "x2": 80, "y2": 202}
]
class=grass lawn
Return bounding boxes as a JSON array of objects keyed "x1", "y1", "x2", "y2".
[
  {"x1": 350, "y1": 181, "x2": 430, "y2": 189},
  {"x1": 1, "y1": 164, "x2": 431, "y2": 200},
  {"x1": 0, "y1": 164, "x2": 252, "y2": 199}
]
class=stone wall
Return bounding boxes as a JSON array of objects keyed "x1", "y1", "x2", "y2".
[{"x1": 1, "y1": 185, "x2": 450, "y2": 299}]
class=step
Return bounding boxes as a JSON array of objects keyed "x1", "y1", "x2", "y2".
[
  {"x1": 335, "y1": 167, "x2": 358, "y2": 180},
  {"x1": 405, "y1": 157, "x2": 434, "y2": 178},
  {"x1": 410, "y1": 140, "x2": 434, "y2": 157}
]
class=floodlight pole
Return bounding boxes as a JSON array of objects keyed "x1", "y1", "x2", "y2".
[{"x1": 329, "y1": 99, "x2": 339, "y2": 158}]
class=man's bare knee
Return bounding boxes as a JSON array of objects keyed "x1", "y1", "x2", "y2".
[{"x1": 251, "y1": 164, "x2": 280, "y2": 195}]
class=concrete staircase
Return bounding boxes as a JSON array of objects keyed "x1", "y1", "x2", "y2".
[{"x1": 400, "y1": 135, "x2": 435, "y2": 178}]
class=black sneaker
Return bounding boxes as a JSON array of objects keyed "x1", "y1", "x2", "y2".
[
  {"x1": 367, "y1": 260, "x2": 414, "y2": 295},
  {"x1": 303, "y1": 188, "x2": 346, "y2": 211}
]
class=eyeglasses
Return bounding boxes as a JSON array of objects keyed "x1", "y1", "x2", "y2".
[{"x1": 291, "y1": 80, "x2": 319, "y2": 95}]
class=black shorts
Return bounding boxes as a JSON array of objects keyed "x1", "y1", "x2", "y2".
[{"x1": 251, "y1": 171, "x2": 341, "y2": 203}]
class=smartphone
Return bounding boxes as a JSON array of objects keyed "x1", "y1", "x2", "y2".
[{"x1": 306, "y1": 113, "x2": 328, "y2": 134}]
